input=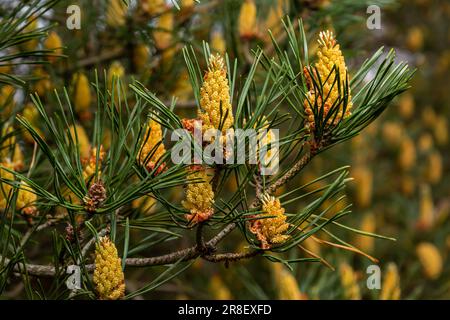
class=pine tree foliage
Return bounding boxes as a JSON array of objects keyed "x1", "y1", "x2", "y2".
[{"x1": 0, "y1": 0, "x2": 417, "y2": 299}]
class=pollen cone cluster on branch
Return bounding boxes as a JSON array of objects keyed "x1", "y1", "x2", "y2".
[
  {"x1": 0, "y1": 160, "x2": 37, "y2": 218},
  {"x1": 137, "y1": 118, "x2": 166, "y2": 173},
  {"x1": 198, "y1": 54, "x2": 234, "y2": 136},
  {"x1": 182, "y1": 165, "x2": 214, "y2": 225},
  {"x1": 93, "y1": 236, "x2": 125, "y2": 300},
  {"x1": 303, "y1": 30, "x2": 352, "y2": 132},
  {"x1": 249, "y1": 194, "x2": 290, "y2": 249}
]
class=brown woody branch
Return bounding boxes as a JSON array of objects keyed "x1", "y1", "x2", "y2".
[{"x1": 2, "y1": 147, "x2": 317, "y2": 278}]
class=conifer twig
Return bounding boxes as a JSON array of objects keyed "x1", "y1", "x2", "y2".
[{"x1": 0, "y1": 146, "x2": 317, "y2": 278}]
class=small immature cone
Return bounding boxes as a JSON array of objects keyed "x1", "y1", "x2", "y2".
[
  {"x1": 249, "y1": 195, "x2": 290, "y2": 249},
  {"x1": 182, "y1": 166, "x2": 214, "y2": 224},
  {"x1": 416, "y1": 242, "x2": 443, "y2": 280},
  {"x1": 93, "y1": 236, "x2": 125, "y2": 300},
  {"x1": 84, "y1": 180, "x2": 107, "y2": 213},
  {"x1": 238, "y1": 0, "x2": 258, "y2": 40},
  {"x1": 73, "y1": 72, "x2": 92, "y2": 120},
  {"x1": 339, "y1": 262, "x2": 361, "y2": 300},
  {"x1": 303, "y1": 30, "x2": 352, "y2": 131},
  {"x1": 380, "y1": 263, "x2": 401, "y2": 300}
]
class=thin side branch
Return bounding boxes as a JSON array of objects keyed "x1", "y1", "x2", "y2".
[
  {"x1": 202, "y1": 250, "x2": 261, "y2": 263},
  {"x1": 2, "y1": 148, "x2": 316, "y2": 277}
]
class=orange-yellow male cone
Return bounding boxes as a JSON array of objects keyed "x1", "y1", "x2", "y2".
[
  {"x1": 44, "y1": 31, "x2": 63, "y2": 63},
  {"x1": 238, "y1": 0, "x2": 258, "y2": 39},
  {"x1": 182, "y1": 166, "x2": 214, "y2": 224},
  {"x1": 137, "y1": 119, "x2": 166, "y2": 173},
  {"x1": 198, "y1": 54, "x2": 234, "y2": 134},
  {"x1": 249, "y1": 194, "x2": 290, "y2": 249},
  {"x1": 0, "y1": 160, "x2": 37, "y2": 217},
  {"x1": 303, "y1": 30, "x2": 352, "y2": 131},
  {"x1": 416, "y1": 242, "x2": 443, "y2": 280},
  {"x1": 106, "y1": 0, "x2": 127, "y2": 27},
  {"x1": 93, "y1": 236, "x2": 125, "y2": 300}
]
